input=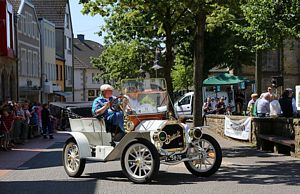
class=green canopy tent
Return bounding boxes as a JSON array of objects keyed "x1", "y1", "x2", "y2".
[{"x1": 203, "y1": 73, "x2": 254, "y2": 86}]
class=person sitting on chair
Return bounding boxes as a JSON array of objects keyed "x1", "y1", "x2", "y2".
[{"x1": 92, "y1": 84, "x2": 125, "y2": 142}]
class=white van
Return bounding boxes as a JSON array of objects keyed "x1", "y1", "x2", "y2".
[{"x1": 174, "y1": 91, "x2": 234, "y2": 116}]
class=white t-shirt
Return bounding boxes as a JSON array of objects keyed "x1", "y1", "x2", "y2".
[{"x1": 270, "y1": 100, "x2": 282, "y2": 116}]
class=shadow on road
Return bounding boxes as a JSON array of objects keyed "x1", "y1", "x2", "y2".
[
  {"x1": 222, "y1": 146, "x2": 283, "y2": 158},
  {"x1": 84, "y1": 158, "x2": 300, "y2": 186},
  {"x1": 0, "y1": 179, "x2": 97, "y2": 194},
  {"x1": 16, "y1": 142, "x2": 64, "y2": 170}
]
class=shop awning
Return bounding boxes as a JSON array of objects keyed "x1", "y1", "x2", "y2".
[
  {"x1": 54, "y1": 91, "x2": 72, "y2": 97},
  {"x1": 203, "y1": 73, "x2": 254, "y2": 86}
]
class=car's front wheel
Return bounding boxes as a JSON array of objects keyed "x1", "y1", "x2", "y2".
[
  {"x1": 62, "y1": 138, "x2": 86, "y2": 177},
  {"x1": 184, "y1": 134, "x2": 222, "y2": 177},
  {"x1": 121, "y1": 139, "x2": 160, "y2": 183}
]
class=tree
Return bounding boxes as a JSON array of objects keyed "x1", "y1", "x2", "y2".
[
  {"x1": 80, "y1": 0, "x2": 256, "y2": 125},
  {"x1": 91, "y1": 40, "x2": 154, "y2": 89},
  {"x1": 81, "y1": 0, "x2": 192, "y2": 115},
  {"x1": 232, "y1": 0, "x2": 300, "y2": 92}
]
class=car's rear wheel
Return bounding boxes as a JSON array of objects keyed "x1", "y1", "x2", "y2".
[
  {"x1": 121, "y1": 139, "x2": 160, "y2": 183},
  {"x1": 184, "y1": 134, "x2": 222, "y2": 177},
  {"x1": 63, "y1": 138, "x2": 86, "y2": 177}
]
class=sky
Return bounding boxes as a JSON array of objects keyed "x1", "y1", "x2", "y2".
[{"x1": 69, "y1": 1, "x2": 105, "y2": 45}]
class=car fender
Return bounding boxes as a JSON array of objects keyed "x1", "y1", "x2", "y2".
[
  {"x1": 105, "y1": 132, "x2": 151, "y2": 161},
  {"x1": 64, "y1": 132, "x2": 91, "y2": 158}
]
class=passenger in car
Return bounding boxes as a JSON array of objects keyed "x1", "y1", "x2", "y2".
[{"x1": 92, "y1": 84, "x2": 125, "y2": 142}]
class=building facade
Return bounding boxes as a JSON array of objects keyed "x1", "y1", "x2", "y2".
[
  {"x1": 32, "y1": 0, "x2": 73, "y2": 102},
  {"x1": 38, "y1": 18, "x2": 56, "y2": 103},
  {"x1": 258, "y1": 40, "x2": 300, "y2": 92},
  {"x1": 74, "y1": 34, "x2": 104, "y2": 101},
  {"x1": 12, "y1": 0, "x2": 41, "y2": 102},
  {"x1": 0, "y1": 0, "x2": 17, "y2": 102}
]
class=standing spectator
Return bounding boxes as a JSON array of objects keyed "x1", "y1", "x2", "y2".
[
  {"x1": 215, "y1": 97, "x2": 226, "y2": 114},
  {"x1": 202, "y1": 96, "x2": 214, "y2": 125},
  {"x1": 267, "y1": 87, "x2": 273, "y2": 96},
  {"x1": 247, "y1": 93, "x2": 258, "y2": 116},
  {"x1": 36, "y1": 102, "x2": 43, "y2": 134},
  {"x1": 279, "y1": 90, "x2": 293, "y2": 118},
  {"x1": 286, "y1": 88, "x2": 297, "y2": 116},
  {"x1": 22, "y1": 103, "x2": 31, "y2": 141},
  {"x1": 0, "y1": 108, "x2": 15, "y2": 150},
  {"x1": 13, "y1": 103, "x2": 25, "y2": 144},
  {"x1": 30, "y1": 105, "x2": 40, "y2": 137},
  {"x1": 270, "y1": 95, "x2": 282, "y2": 117},
  {"x1": 235, "y1": 89, "x2": 245, "y2": 115},
  {"x1": 42, "y1": 104, "x2": 53, "y2": 139},
  {"x1": 256, "y1": 93, "x2": 271, "y2": 117},
  {"x1": 203, "y1": 96, "x2": 213, "y2": 114}
]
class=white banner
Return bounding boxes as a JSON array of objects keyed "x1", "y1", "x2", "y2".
[{"x1": 224, "y1": 116, "x2": 251, "y2": 140}]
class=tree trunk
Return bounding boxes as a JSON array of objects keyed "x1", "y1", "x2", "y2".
[
  {"x1": 255, "y1": 51, "x2": 262, "y2": 95},
  {"x1": 164, "y1": 8, "x2": 175, "y2": 116},
  {"x1": 193, "y1": 10, "x2": 206, "y2": 127}
]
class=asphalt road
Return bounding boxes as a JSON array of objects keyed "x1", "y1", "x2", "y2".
[{"x1": 0, "y1": 129, "x2": 300, "y2": 194}]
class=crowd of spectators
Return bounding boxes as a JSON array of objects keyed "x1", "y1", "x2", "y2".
[
  {"x1": 247, "y1": 87, "x2": 297, "y2": 118},
  {"x1": 0, "y1": 100, "x2": 54, "y2": 151},
  {"x1": 202, "y1": 86, "x2": 298, "y2": 119}
]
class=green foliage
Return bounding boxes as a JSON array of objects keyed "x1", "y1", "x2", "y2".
[
  {"x1": 232, "y1": 0, "x2": 300, "y2": 51},
  {"x1": 92, "y1": 40, "x2": 154, "y2": 89}
]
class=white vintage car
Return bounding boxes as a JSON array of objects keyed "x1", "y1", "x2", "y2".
[{"x1": 62, "y1": 78, "x2": 222, "y2": 183}]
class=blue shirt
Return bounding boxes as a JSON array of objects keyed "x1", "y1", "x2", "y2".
[
  {"x1": 256, "y1": 98, "x2": 270, "y2": 114},
  {"x1": 92, "y1": 95, "x2": 115, "y2": 118}
]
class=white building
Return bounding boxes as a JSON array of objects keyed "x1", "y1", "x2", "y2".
[
  {"x1": 38, "y1": 18, "x2": 56, "y2": 103},
  {"x1": 32, "y1": 0, "x2": 73, "y2": 102},
  {"x1": 74, "y1": 34, "x2": 104, "y2": 101}
]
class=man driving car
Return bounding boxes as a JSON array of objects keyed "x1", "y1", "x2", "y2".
[{"x1": 92, "y1": 84, "x2": 125, "y2": 141}]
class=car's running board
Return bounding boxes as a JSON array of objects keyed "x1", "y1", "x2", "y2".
[{"x1": 85, "y1": 157, "x2": 107, "y2": 162}]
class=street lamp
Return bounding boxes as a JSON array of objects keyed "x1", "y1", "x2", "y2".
[
  {"x1": 152, "y1": 63, "x2": 163, "y2": 78},
  {"x1": 139, "y1": 66, "x2": 146, "y2": 78},
  {"x1": 152, "y1": 48, "x2": 163, "y2": 78}
]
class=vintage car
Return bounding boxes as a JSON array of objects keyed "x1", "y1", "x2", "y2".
[{"x1": 62, "y1": 78, "x2": 222, "y2": 183}]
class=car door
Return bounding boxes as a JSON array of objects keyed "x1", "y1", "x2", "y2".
[{"x1": 176, "y1": 94, "x2": 192, "y2": 115}]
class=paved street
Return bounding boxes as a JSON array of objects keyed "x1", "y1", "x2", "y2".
[{"x1": 0, "y1": 129, "x2": 300, "y2": 194}]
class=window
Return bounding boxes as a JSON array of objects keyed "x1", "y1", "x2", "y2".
[
  {"x1": 54, "y1": 64, "x2": 57, "y2": 80},
  {"x1": 60, "y1": 66, "x2": 63, "y2": 80},
  {"x1": 21, "y1": 49, "x2": 27, "y2": 76},
  {"x1": 33, "y1": 22, "x2": 36, "y2": 39},
  {"x1": 28, "y1": 50, "x2": 32, "y2": 76},
  {"x1": 65, "y1": 13, "x2": 70, "y2": 29},
  {"x1": 49, "y1": 63, "x2": 52, "y2": 81},
  {"x1": 47, "y1": 30, "x2": 50, "y2": 47},
  {"x1": 33, "y1": 52, "x2": 38, "y2": 77},
  {"x1": 66, "y1": 37, "x2": 71, "y2": 50},
  {"x1": 56, "y1": 64, "x2": 59, "y2": 80},
  {"x1": 92, "y1": 73, "x2": 95, "y2": 84},
  {"x1": 17, "y1": 15, "x2": 22, "y2": 32},
  {"x1": 47, "y1": 30, "x2": 51, "y2": 48},
  {"x1": 179, "y1": 96, "x2": 191, "y2": 106},
  {"x1": 88, "y1": 90, "x2": 95, "y2": 97},
  {"x1": 6, "y1": 11, "x2": 13, "y2": 48}
]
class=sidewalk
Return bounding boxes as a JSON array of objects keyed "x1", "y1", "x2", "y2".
[{"x1": 0, "y1": 133, "x2": 69, "y2": 177}]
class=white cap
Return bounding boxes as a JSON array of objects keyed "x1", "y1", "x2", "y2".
[{"x1": 100, "y1": 84, "x2": 113, "y2": 91}]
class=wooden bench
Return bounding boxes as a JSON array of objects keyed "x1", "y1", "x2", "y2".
[{"x1": 257, "y1": 134, "x2": 295, "y2": 155}]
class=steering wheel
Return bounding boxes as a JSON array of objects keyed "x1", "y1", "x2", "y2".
[{"x1": 110, "y1": 96, "x2": 128, "y2": 112}]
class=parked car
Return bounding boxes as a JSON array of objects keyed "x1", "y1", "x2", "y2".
[
  {"x1": 160, "y1": 91, "x2": 233, "y2": 116},
  {"x1": 62, "y1": 78, "x2": 222, "y2": 183}
]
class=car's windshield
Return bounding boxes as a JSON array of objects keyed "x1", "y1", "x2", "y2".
[{"x1": 121, "y1": 78, "x2": 168, "y2": 114}]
